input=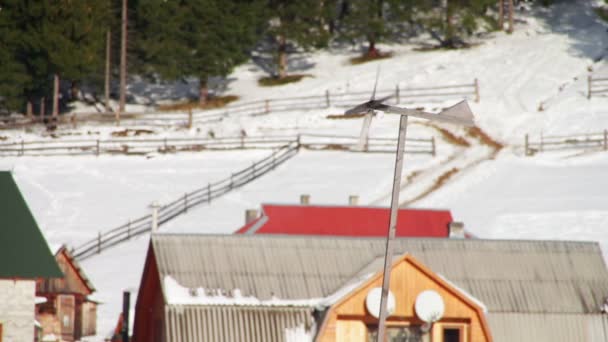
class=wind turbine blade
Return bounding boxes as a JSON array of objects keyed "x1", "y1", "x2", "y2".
[
  {"x1": 344, "y1": 103, "x2": 371, "y2": 116},
  {"x1": 375, "y1": 104, "x2": 475, "y2": 126},
  {"x1": 370, "y1": 65, "x2": 381, "y2": 101},
  {"x1": 356, "y1": 113, "x2": 374, "y2": 151},
  {"x1": 438, "y1": 100, "x2": 474, "y2": 125}
]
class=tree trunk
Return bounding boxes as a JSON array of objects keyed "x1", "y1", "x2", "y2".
[
  {"x1": 367, "y1": 37, "x2": 378, "y2": 58},
  {"x1": 498, "y1": 0, "x2": 504, "y2": 29},
  {"x1": 70, "y1": 80, "x2": 79, "y2": 100},
  {"x1": 199, "y1": 78, "x2": 208, "y2": 107},
  {"x1": 507, "y1": 0, "x2": 514, "y2": 33},
  {"x1": 445, "y1": 0, "x2": 454, "y2": 47},
  {"x1": 278, "y1": 35, "x2": 287, "y2": 79}
]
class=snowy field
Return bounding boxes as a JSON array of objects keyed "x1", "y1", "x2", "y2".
[{"x1": 3, "y1": 0, "x2": 608, "y2": 339}]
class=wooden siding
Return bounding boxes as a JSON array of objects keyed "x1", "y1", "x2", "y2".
[
  {"x1": 133, "y1": 246, "x2": 165, "y2": 342},
  {"x1": 317, "y1": 255, "x2": 491, "y2": 342},
  {"x1": 37, "y1": 251, "x2": 92, "y2": 295},
  {"x1": 57, "y1": 294, "x2": 75, "y2": 341},
  {"x1": 81, "y1": 302, "x2": 97, "y2": 336}
]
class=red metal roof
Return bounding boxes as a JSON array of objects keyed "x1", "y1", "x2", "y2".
[{"x1": 235, "y1": 204, "x2": 455, "y2": 237}]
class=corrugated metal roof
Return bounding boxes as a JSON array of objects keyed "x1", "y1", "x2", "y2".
[
  {"x1": 152, "y1": 234, "x2": 608, "y2": 314},
  {"x1": 165, "y1": 306, "x2": 313, "y2": 342},
  {"x1": 486, "y1": 313, "x2": 608, "y2": 342}
]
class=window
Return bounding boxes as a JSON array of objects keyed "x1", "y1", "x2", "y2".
[
  {"x1": 443, "y1": 327, "x2": 461, "y2": 342},
  {"x1": 368, "y1": 325, "x2": 426, "y2": 342}
]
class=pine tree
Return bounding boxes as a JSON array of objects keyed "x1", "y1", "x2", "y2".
[
  {"x1": 265, "y1": 0, "x2": 334, "y2": 78},
  {"x1": 0, "y1": 1, "x2": 111, "y2": 113},
  {"x1": 134, "y1": 0, "x2": 264, "y2": 105}
]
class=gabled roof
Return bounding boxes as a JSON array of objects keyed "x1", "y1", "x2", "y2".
[
  {"x1": 151, "y1": 234, "x2": 608, "y2": 314},
  {"x1": 55, "y1": 245, "x2": 96, "y2": 293},
  {"x1": 235, "y1": 204, "x2": 455, "y2": 237},
  {"x1": 0, "y1": 172, "x2": 62, "y2": 278}
]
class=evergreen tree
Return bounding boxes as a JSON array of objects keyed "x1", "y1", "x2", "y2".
[
  {"x1": 264, "y1": 0, "x2": 334, "y2": 78},
  {"x1": 0, "y1": 1, "x2": 111, "y2": 113},
  {"x1": 335, "y1": 0, "x2": 415, "y2": 57},
  {"x1": 134, "y1": 0, "x2": 264, "y2": 105}
]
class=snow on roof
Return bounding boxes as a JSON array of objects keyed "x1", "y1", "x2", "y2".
[
  {"x1": 236, "y1": 203, "x2": 454, "y2": 238},
  {"x1": 35, "y1": 296, "x2": 47, "y2": 305},
  {"x1": 437, "y1": 273, "x2": 488, "y2": 313},
  {"x1": 163, "y1": 272, "x2": 373, "y2": 308}
]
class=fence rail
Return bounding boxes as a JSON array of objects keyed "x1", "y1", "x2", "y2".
[
  {"x1": 524, "y1": 130, "x2": 608, "y2": 155},
  {"x1": 68, "y1": 133, "x2": 436, "y2": 260},
  {"x1": 0, "y1": 79, "x2": 480, "y2": 130},
  {"x1": 0, "y1": 133, "x2": 436, "y2": 157},
  {"x1": 71, "y1": 141, "x2": 300, "y2": 260},
  {"x1": 588, "y1": 74, "x2": 608, "y2": 99}
]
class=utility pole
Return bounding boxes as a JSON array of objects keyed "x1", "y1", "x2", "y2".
[
  {"x1": 498, "y1": 0, "x2": 504, "y2": 29},
  {"x1": 122, "y1": 291, "x2": 130, "y2": 342},
  {"x1": 507, "y1": 0, "x2": 514, "y2": 33},
  {"x1": 105, "y1": 29, "x2": 111, "y2": 113},
  {"x1": 119, "y1": 0, "x2": 128, "y2": 123}
]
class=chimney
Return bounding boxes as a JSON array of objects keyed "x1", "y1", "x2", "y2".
[
  {"x1": 448, "y1": 221, "x2": 465, "y2": 239},
  {"x1": 349, "y1": 195, "x2": 359, "y2": 206},
  {"x1": 150, "y1": 201, "x2": 161, "y2": 233},
  {"x1": 245, "y1": 209, "x2": 259, "y2": 224},
  {"x1": 300, "y1": 194, "x2": 310, "y2": 205}
]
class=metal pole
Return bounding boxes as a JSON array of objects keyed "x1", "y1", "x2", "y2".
[
  {"x1": 118, "y1": 0, "x2": 128, "y2": 121},
  {"x1": 377, "y1": 115, "x2": 408, "y2": 342},
  {"x1": 122, "y1": 291, "x2": 130, "y2": 342},
  {"x1": 105, "y1": 30, "x2": 111, "y2": 113}
]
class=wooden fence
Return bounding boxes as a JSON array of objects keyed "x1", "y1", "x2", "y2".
[
  {"x1": 71, "y1": 141, "x2": 299, "y2": 260},
  {"x1": 0, "y1": 79, "x2": 480, "y2": 130},
  {"x1": 524, "y1": 130, "x2": 608, "y2": 155},
  {"x1": 588, "y1": 74, "x2": 608, "y2": 99},
  {"x1": 0, "y1": 133, "x2": 436, "y2": 157}
]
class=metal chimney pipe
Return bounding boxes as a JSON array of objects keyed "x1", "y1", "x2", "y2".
[
  {"x1": 245, "y1": 209, "x2": 259, "y2": 224},
  {"x1": 122, "y1": 291, "x2": 130, "y2": 342},
  {"x1": 349, "y1": 195, "x2": 359, "y2": 206},
  {"x1": 448, "y1": 221, "x2": 465, "y2": 239},
  {"x1": 150, "y1": 201, "x2": 161, "y2": 232},
  {"x1": 300, "y1": 194, "x2": 310, "y2": 205}
]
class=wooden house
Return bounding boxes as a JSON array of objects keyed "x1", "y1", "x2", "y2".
[
  {"x1": 133, "y1": 234, "x2": 608, "y2": 342},
  {"x1": 36, "y1": 245, "x2": 97, "y2": 341},
  {"x1": 236, "y1": 202, "x2": 470, "y2": 238},
  {"x1": 0, "y1": 171, "x2": 62, "y2": 342}
]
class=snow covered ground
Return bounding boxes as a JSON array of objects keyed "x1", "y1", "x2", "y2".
[{"x1": 3, "y1": 0, "x2": 608, "y2": 339}]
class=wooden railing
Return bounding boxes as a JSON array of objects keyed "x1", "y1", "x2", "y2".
[
  {"x1": 588, "y1": 74, "x2": 608, "y2": 99},
  {"x1": 71, "y1": 141, "x2": 299, "y2": 260},
  {"x1": 524, "y1": 130, "x2": 608, "y2": 155},
  {"x1": 68, "y1": 133, "x2": 436, "y2": 260},
  {"x1": 0, "y1": 133, "x2": 436, "y2": 157},
  {"x1": 0, "y1": 79, "x2": 479, "y2": 129}
]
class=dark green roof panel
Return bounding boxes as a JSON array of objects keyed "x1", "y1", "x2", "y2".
[{"x1": 0, "y1": 172, "x2": 62, "y2": 278}]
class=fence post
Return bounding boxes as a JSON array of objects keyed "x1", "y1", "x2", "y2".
[
  {"x1": 96, "y1": 139, "x2": 100, "y2": 156},
  {"x1": 474, "y1": 78, "x2": 480, "y2": 103},
  {"x1": 252, "y1": 162, "x2": 256, "y2": 177},
  {"x1": 184, "y1": 193, "x2": 188, "y2": 212},
  {"x1": 395, "y1": 84, "x2": 400, "y2": 104},
  {"x1": 20, "y1": 140, "x2": 24, "y2": 156},
  {"x1": 524, "y1": 134, "x2": 529, "y2": 156},
  {"x1": 604, "y1": 129, "x2": 607, "y2": 151},
  {"x1": 207, "y1": 183, "x2": 211, "y2": 202},
  {"x1": 540, "y1": 132, "x2": 544, "y2": 152},
  {"x1": 431, "y1": 137, "x2": 436, "y2": 157},
  {"x1": 588, "y1": 75, "x2": 592, "y2": 100},
  {"x1": 230, "y1": 173, "x2": 234, "y2": 189},
  {"x1": 296, "y1": 134, "x2": 301, "y2": 149},
  {"x1": 127, "y1": 220, "x2": 131, "y2": 239},
  {"x1": 187, "y1": 108, "x2": 193, "y2": 129},
  {"x1": 272, "y1": 152, "x2": 276, "y2": 169},
  {"x1": 97, "y1": 232, "x2": 101, "y2": 254},
  {"x1": 164, "y1": 138, "x2": 168, "y2": 152},
  {"x1": 265, "y1": 99, "x2": 270, "y2": 114},
  {"x1": 325, "y1": 90, "x2": 330, "y2": 108}
]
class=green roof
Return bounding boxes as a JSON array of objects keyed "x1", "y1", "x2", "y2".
[{"x1": 0, "y1": 172, "x2": 62, "y2": 278}]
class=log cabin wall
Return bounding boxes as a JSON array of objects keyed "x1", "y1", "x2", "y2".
[{"x1": 317, "y1": 255, "x2": 491, "y2": 342}]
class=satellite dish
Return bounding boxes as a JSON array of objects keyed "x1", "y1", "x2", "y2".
[
  {"x1": 365, "y1": 287, "x2": 396, "y2": 319},
  {"x1": 415, "y1": 290, "x2": 445, "y2": 323}
]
